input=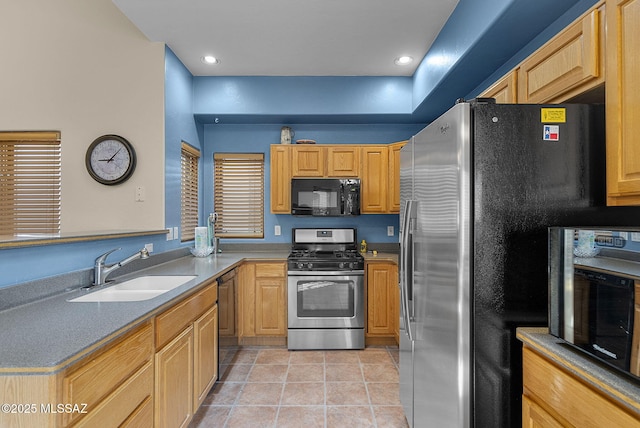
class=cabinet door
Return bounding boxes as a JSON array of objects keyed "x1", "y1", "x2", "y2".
[
  {"x1": 255, "y1": 277, "x2": 286, "y2": 336},
  {"x1": 387, "y1": 141, "x2": 406, "y2": 213},
  {"x1": 292, "y1": 146, "x2": 325, "y2": 177},
  {"x1": 606, "y1": 0, "x2": 640, "y2": 205},
  {"x1": 270, "y1": 145, "x2": 291, "y2": 213},
  {"x1": 155, "y1": 326, "x2": 194, "y2": 428},
  {"x1": 521, "y1": 395, "x2": 564, "y2": 428},
  {"x1": 194, "y1": 305, "x2": 218, "y2": 412},
  {"x1": 479, "y1": 70, "x2": 518, "y2": 104},
  {"x1": 327, "y1": 146, "x2": 359, "y2": 177},
  {"x1": 361, "y1": 146, "x2": 389, "y2": 213},
  {"x1": 517, "y1": 7, "x2": 604, "y2": 103},
  {"x1": 218, "y1": 271, "x2": 236, "y2": 337},
  {"x1": 366, "y1": 262, "x2": 397, "y2": 336}
]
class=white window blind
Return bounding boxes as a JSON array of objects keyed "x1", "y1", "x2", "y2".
[
  {"x1": 181, "y1": 142, "x2": 200, "y2": 242},
  {"x1": 0, "y1": 131, "x2": 61, "y2": 236},
  {"x1": 214, "y1": 153, "x2": 264, "y2": 238}
]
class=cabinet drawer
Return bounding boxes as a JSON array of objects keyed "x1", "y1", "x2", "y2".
[
  {"x1": 72, "y1": 361, "x2": 153, "y2": 427},
  {"x1": 255, "y1": 262, "x2": 285, "y2": 278},
  {"x1": 523, "y1": 347, "x2": 640, "y2": 427},
  {"x1": 63, "y1": 321, "x2": 153, "y2": 426},
  {"x1": 156, "y1": 282, "x2": 217, "y2": 349}
]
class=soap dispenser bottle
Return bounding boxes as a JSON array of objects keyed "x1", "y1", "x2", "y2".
[{"x1": 360, "y1": 239, "x2": 367, "y2": 254}]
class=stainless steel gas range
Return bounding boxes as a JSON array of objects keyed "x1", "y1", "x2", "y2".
[{"x1": 287, "y1": 228, "x2": 365, "y2": 350}]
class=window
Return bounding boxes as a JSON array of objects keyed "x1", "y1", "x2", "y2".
[
  {"x1": 181, "y1": 142, "x2": 200, "y2": 242},
  {"x1": 0, "y1": 131, "x2": 61, "y2": 236},
  {"x1": 213, "y1": 153, "x2": 264, "y2": 238}
]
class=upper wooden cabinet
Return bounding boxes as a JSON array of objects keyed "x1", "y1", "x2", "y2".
[
  {"x1": 270, "y1": 145, "x2": 291, "y2": 213},
  {"x1": 517, "y1": 4, "x2": 605, "y2": 103},
  {"x1": 361, "y1": 146, "x2": 389, "y2": 213},
  {"x1": 388, "y1": 141, "x2": 406, "y2": 213},
  {"x1": 479, "y1": 70, "x2": 518, "y2": 103},
  {"x1": 292, "y1": 145, "x2": 325, "y2": 177},
  {"x1": 606, "y1": 0, "x2": 640, "y2": 205},
  {"x1": 270, "y1": 142, "x2": 404, "y2": 214},
  {"x1": 327, "y1": 146, "x2": 360, "y2": 177}
]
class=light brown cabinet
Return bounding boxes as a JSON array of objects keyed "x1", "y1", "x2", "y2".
[
  {"x1": 522, "y1": 346, "x2": 640, "y2": 427},
  {"x1": 479, "y1": 70, "x2": 518, "y2": 103},
  {"x1": 387, "y1": 141, "x2": 406, "y2": 213},
  {"x1": 155, "y1": 326, "x2": 193, "y2": 428},
  {"x1": 270, "y1": 145, "x2": 291, "y2": 213},
  {"x1": 154, "y1": 281, "x2": 218, "y2": 428},
  {"x1": 292, "y1": 145, "x2": 325, "y2": 177},
  {"x1": 63, "y1": 321, "x2": 154, "y2": 427},
  {"x1": 606, "y1": 0, "x2": 640, "y2": 205},
  {"x1": 327, "y1": 146, "x2": 360, "y2": 177},
  {"x1": 238, "y1": 261, "x2": 287, "y2": 345},
  {"x1": 365, "y1": 261, "x2": 399, "y2": 345},
  {"x1": 479, "y1": 1, "x2": 605, "y2": 105},
  {"x1": 517, "y1": 5, "x2": 605, "y2": 103},
  {"x1": 270, "y1": 142, "x2": 404, "y2": 215},
  {"x1": 360, "y1": 146, "x2": 389, "y2": 213}
]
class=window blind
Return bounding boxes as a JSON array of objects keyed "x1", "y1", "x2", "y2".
[
  {"x1": 214, "y1": 153, "x2": 264, "y2": 238},
  {"x1": 0, "y1": 131, "x2": 61, "y2": 236},
  {"x1": 181, "y1": 142, "x2": 200, "y2": 242}
]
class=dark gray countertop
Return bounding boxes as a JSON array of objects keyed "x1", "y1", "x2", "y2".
[
  {"x1": 0, "y1": 251, "x2": 288, "y2": 374},
  {"x1": 517, "y1": 327, "x2": 640, "y2": 416}
]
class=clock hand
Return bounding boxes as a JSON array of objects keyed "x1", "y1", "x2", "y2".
[{"x1": 107, "y1": 148, "x2": 122, "y2": 162}]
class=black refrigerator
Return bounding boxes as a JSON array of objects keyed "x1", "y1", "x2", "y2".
[{"x1": 398, "y1": 99, "x2": 628, "y2": 427}]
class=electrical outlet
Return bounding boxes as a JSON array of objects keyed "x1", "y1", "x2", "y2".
[
  {"x1": 619, "y1": 232, "x2": 629, "y2": 241},
  {"x1": 144, "y1": 243, "x2": 154, "y2": 253},
  {"x1": 387, "y1": 226, "x2": 394, "y2": 236},
  {"x1": 632, "y1": 233, "x2": 640, "y2": 242},
  {"x1": 166, "y1": 228, "x2": 173, "y2": 241},
  {"x1": 173, "y1": 227, "x2": 179, "y2": 240},
  {"x1": 274, "y1": 225, "x2": 281, "y2": 236}
]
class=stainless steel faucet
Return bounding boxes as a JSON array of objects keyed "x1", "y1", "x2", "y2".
[{"x1": 92, "y1": 247, "x2": 150, "y2": 286}]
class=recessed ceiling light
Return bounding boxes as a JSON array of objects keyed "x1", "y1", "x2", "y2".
[
  {"x1": 201, "y1": 55, "x2": 219, "y2": 65},
  {"x1": 394, "y1": 56, "x2": 414, "y2": 66}
]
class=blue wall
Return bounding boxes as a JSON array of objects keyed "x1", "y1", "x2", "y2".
[{"x1": 0, "y1": 0, "x2": 600, "y2": 289}]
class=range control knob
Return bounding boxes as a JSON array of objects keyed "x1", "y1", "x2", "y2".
[
  {"x1": 297, "y1": 262, "x2": 305, "y2": 270},
  {"x1": 339, "y1": 262, "x2": 346, "y2": 269},
  {"x1": 307, "y1": 262, "x2": 313, "y2": 270}
]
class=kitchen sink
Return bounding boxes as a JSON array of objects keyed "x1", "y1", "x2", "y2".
[{"x1": 69, "y1": 275, "x2": 197, "y2": 302}]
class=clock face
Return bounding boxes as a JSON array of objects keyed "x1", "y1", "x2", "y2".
[{"x1": 85, "y1": 135, "x2": 136, "y2": 185}]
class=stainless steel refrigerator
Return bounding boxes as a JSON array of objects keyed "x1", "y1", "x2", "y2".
[{"x1": 398, "y1": 99, "x2": 607, "y2": 427}]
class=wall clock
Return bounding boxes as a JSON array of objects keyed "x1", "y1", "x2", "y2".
[{"x1": 85, "y1": 134, "x2": 137, "y2": 185}]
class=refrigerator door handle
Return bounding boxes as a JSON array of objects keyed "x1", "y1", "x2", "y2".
[{"x1": 400, "y1": 200, "x2": 416, "y2": 340}]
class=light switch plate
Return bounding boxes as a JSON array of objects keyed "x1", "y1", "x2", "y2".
[
  {"x1": 166, "y1": 228, "x2": 173, "y2": 241},
  {"x1": 173, "y1": 227, "x2": 179, "y2": 240}
]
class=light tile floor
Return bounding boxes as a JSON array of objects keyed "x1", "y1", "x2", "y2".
[{"x1": 190, "y1": 346, "x2": 409, "y2": 428}]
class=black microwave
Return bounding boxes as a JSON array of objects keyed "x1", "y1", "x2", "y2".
[
  {"x1": 549, "y1": 227, "x2": 639, "y2": 378},
  {"x1": 291, "y1": 178, "x2": 360, "y2": 216}
]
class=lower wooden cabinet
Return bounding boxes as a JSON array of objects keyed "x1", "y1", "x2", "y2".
[
  {"x1": 238, "y1": 261, "x2": 287, "y2": 345},
  {"x1": 155, "y1": 326, "x2": 194, "y2": 428},
  {"x1": 522, "y1": 346, "x2": 640, "y2": 427},
  {"x1": 154, "y1": 281, "x2": 218, "y2": 428},
  {"x1": 365, "y1": 261, "x2": 399, "y2": 345}
]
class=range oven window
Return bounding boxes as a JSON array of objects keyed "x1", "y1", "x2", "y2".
[{"x1": 296, "y1": 278, "x2": 356, "y2": 318}]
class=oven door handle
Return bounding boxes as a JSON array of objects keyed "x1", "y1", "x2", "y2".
[{"x1": 287, "y1": 270, "x2": 365, "y2": 276}]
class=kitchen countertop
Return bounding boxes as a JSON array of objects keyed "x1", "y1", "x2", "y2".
[
  {"x1": 517, "y1": 327, "x2": 640, "y2": 416},
  {"x1": 0, "y1": 251, "x2": 288, "y2": 374}
]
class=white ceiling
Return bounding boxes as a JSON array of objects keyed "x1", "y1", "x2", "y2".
[{"x1": 112, "y1": 0, "x2": 459, "y2": 77}]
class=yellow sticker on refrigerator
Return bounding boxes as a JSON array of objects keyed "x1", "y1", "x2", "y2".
[{"x1": 540, "y1": 108, "x2": 566, "y2": 123}]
